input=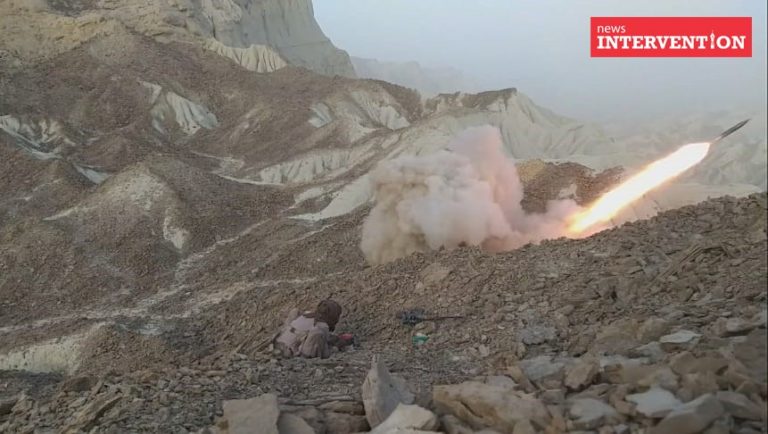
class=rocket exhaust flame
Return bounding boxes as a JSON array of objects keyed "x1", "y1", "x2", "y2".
[
  {"x1": 567, "y1": 142, "x2": 710, "y2": 234},
  {"x1": 567, "y1": 119, "x2": 749, "y2": 235},
  {"x1": 361, "y1": 121, "x2": 749, "y2": 264}
]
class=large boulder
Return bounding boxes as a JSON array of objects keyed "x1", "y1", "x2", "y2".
[
  {"x1": 362, "y1": 357, "x2": 415, "y2": 428},
  {"x1": 221, "y1": 394, "x2": 280, "y2": 434},
  {"x1": 369, "y1": 404, "x2": 439, "y2": 434},
  {"x1": 433, "y1": 381, "x2": 550, "y2": 432}
]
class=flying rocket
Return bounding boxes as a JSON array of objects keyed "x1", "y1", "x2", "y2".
[
  {"x1": 566, "y1": 118, "x2": 751, "y2": 234},
  {"x1": 712, "y1": 119, "x2": 749, "y2": 144}
]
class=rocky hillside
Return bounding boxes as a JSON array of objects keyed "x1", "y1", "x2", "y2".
[
  {"x1": 1, "y1": 191, "x2": 765, "y2": 432},
  {"x1": 0, "y1": 5, "x2": 625, "y2": 364},
  {"x1": 0, "y1": 1, "x2": 766, "y2": 433}
]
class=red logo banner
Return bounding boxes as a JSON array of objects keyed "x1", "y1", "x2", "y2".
[{"x1": 591, "y1": 17, "x2": 752, "y2": 57}]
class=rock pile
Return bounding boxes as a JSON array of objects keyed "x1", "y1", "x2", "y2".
[
  {"x1": 4, "y1": 314, "x2": 764, "y2": 434},
  {"x1": 1, "y1": 191, "x2": 765, "y2": 433}
]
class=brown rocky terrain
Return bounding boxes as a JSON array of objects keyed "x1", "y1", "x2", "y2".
[
  {"x1": 0, "y1": 193, "x2": 765, "y2": 433},
  {"x1": 0, "y1": 1, "x2": 766, "y2": 433}
]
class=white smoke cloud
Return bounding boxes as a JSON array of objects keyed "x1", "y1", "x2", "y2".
[{"x1": 361, "y1": 125, "x2": 583, "y2": 264}]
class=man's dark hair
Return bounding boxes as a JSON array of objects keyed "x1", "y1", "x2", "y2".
[{"x1": 315, "y1": 299, "x2": 342, "y2": 331}]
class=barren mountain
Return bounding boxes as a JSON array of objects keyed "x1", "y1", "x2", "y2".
[
  {"x1": 0, "y1": 0, "x2": 355, "y2": 77},
  {"x1": 351, "y1": 57, "x2": 479, "y2": 96},
  {"x1": 0, "y1": 1, "x2": 765, "y2": 433}
]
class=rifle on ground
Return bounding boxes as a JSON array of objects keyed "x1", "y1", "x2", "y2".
[{"x1": 397, "y1": 308, "x2": 464, "y2": 326}]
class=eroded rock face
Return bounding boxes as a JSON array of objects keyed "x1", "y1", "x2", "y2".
[
  {"x1": 187, "y1": 0, "x2": 356, "y2": 77},
  {"x1": 0, "y1": 0, "x2": 356, "y2": 77}
]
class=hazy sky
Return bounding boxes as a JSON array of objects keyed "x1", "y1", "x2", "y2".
[{"x1": 315, "y1": 1, "x2": 766, "y2": 122}]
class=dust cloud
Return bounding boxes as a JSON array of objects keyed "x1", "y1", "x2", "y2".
[{"x1": 361, "y1": 126, "x2": 583, "y2": 264}]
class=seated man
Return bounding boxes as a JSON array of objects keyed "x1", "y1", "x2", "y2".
[{"x1": 274, "y1": 299, "x2": 344, "y2": 359}]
